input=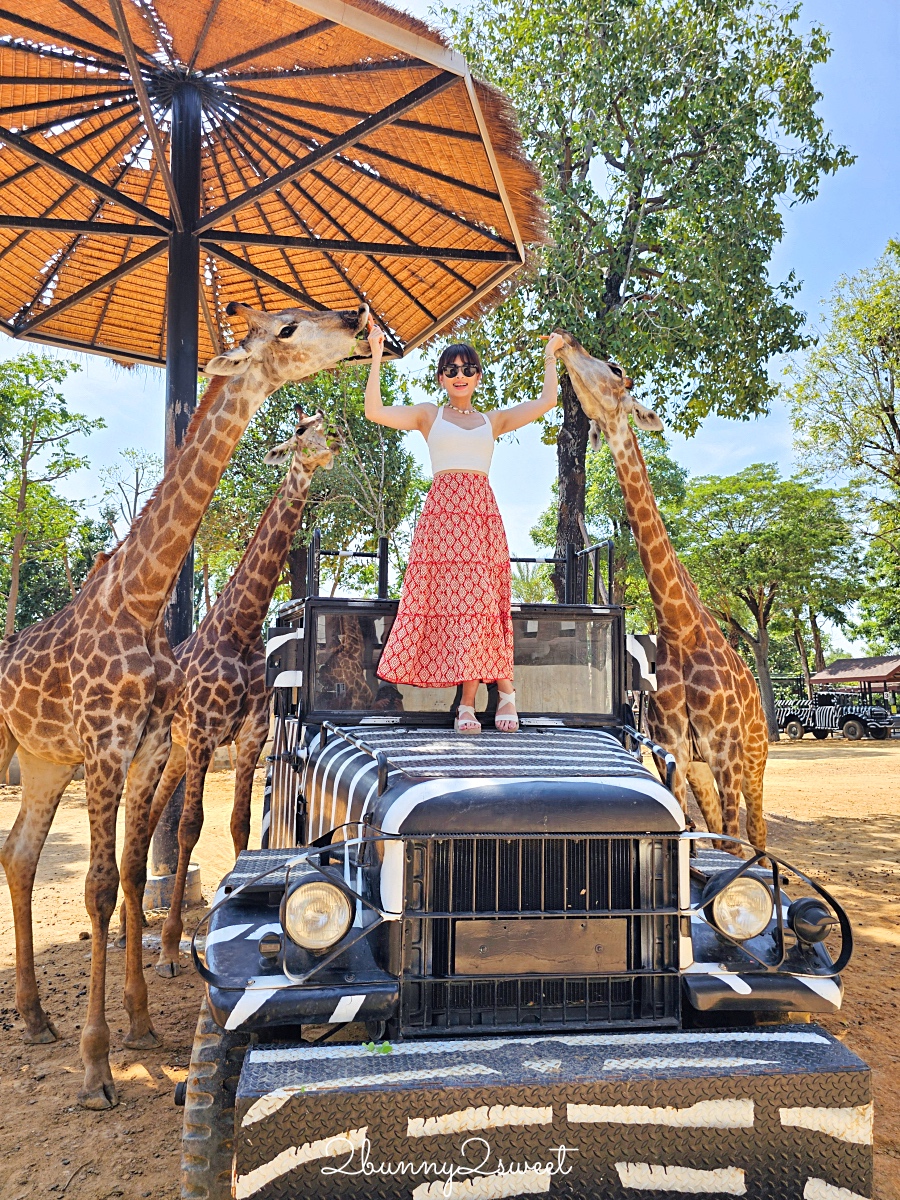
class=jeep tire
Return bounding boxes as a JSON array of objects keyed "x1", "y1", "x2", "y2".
[
  {"x1": 842, "y1": 718, "x2": 866, "y2": 741},
  {"x1": 870, "y1": 725, "x2": 889, "y2": 740},
  {"x1": 784, "y1": 720, "x2": 805, "y2": 741},
  {"x1": 181, "y1": 999, "x2": 247, "y2": 1200},
  {"x1": 813, "y1": 729, "x2": 829, "y2": 740}
]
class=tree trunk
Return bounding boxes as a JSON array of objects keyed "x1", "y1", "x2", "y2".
[
  {"x1": 792, "y1": 610, "x2": 812, "y2": 699},
  {"x1": 287, "y1": 540, "x2": 308, "y2": 600},
  {"x1": 808, "y1": 605, "x2": 826, "y2": 672},
  {"x1": 5, "y1": 531, "x2": 23, "y2": 635},
  {"x1": 612, "y1": 548, "x2": 628, "y2": 606},
  {"x1": 552, "y1": 373, "x2": 589, "y2": 601},
  {"x1": 62, "y1": 548, "x2": 76, "y2": 600},
  {"x1": 750, "y1": 623, "x2": 780, "y2": 741},
  {"x1": 5, "y1": 472, "x2": 28, "y2": 635}
]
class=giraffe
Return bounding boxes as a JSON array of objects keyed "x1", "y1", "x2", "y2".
[
  {"x1": 555, "y1": 332, "x2": 768, "y2": 853},
  {"x1": 0, "y1": 301, "x2": 368, "y2": 1108},
  {"x1": 142, "y1": 409, "x2": 338, "y2": 976},
  {"x1": 318, "y1": 614, "x2": 376, "y2": 709}
]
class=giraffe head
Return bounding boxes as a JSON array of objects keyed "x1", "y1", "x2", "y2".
[
  {"x1": 554, "y1": 331, "x2": 663, "y2": 447},
  {"x1": 264, "y1": 408, "x2": 338, "y2": 501},
  {"x1": 205, "y1": 302, "x2": 369, "y2": 388}
]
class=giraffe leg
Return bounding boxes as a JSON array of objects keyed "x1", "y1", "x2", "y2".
[
  {"x1": 0, "y1": 718, "x2": 17, "y2": 779},
  {"x1": 684, "y1": 760, "x2": 726, "y2": 845},
  {"x1": 118, "y1": 718, "x2": 179, "y2": 1049},
  {"x1": 706, "y1": 753, "x2": 745, "y2": 856},
  {"x1": 0, "y1": 749, "x2": 74, "y2": 1042},
  {"x1": 156, "y1": 739, "x2": 215, "y2": 977},
  {"x1": 79, "y1": 749, "x2": 131, "y2": 1110},
  {"x1": 115, "y1": 742, "x2": 186, "y2": 946},
  {"x1": 741, "y1": 753, "x2": 768, "y2": 853},
  {"x1": 646, "y1": 688, "x2": 693, "y2": 820},
  {"x1": 231, "y1": 701, "x2": 270, "y2": 856}
]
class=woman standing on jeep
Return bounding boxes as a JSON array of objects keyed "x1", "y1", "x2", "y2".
[{"x1": 364, "y1": 324, "x2": 563, "y2": 734}]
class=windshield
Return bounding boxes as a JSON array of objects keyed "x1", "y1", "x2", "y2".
[{"x1": 309, "y1": 609, "x2": 616, "y2": 716}]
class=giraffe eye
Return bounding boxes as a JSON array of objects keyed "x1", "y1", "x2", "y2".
[
  {"x1": 278, "y1": 324, "x2": 298, "y2": 339},
  {"x1": 609, "y1": 364, "x2": 623, "y2": 378}
]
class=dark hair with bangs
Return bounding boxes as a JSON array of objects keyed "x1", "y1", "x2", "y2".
[{"x1": 436, "y1": 342, "x2": 482, "y2": 380}]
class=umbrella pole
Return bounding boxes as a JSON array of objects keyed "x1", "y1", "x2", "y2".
[{"x1": 146, "y1": 81, "x2": 204, "y2": 911}]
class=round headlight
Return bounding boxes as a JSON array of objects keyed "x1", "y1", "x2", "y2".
[
  {"x1": 703, "y1": 874, "x2": 773, "y2": 941},
  {"x1": 283, "y1": 881, "x2": 353, "y2": 950}
]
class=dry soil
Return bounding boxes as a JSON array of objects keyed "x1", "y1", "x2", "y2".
[{"x1": 0, "y1": 739, "x2": 898, "y2": 1199}]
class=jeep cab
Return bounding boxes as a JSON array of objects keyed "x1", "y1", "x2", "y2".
[{"x1": 180, "y1": 567, "x2": 870, "y2": 1200}]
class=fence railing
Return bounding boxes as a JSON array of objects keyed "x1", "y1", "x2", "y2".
[{"x1": 302, "y1": 529, "x2": 615, "y2": 606}]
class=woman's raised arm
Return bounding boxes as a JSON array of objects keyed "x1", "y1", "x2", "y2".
[
  {"x1": 489, "y1": 333, "x2": 564, "y2": 436},
  {"x1": 364, "y1": 325, "x2": 434, "y2": 432}
]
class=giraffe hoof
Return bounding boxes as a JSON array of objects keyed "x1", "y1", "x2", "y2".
[
  {"x1": 24, "y1": 1022, "x2": 58, "y2": 1044},
  {"x1": 123, "y1": 1028, "x2": 161, "y2": 1050},
  {"x1": 77, "y1": 1080, "x2": 118, "y2": 1110},
  {"x1": 154, "y1": 958, "x2": 182, "y2": 979},
  {"x1": 113, "y1": 932, "x2": 127, "y2": 949}
]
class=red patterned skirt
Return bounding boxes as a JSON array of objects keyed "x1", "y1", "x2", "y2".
[{"x1": 377, "y1": 471, "x2": 514, "y2": 688}]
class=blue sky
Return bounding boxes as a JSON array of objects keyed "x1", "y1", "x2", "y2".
[{"x1": 5, "y1": 0, "x2": 898, "y2": 645}]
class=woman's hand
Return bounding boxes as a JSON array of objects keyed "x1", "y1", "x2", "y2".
[
  {"x1": 544, "y1": 332, "x2": 564, "y2": 360},
  {"x1": 367, "y1": 323, "x2": 386, "y2": 361}
]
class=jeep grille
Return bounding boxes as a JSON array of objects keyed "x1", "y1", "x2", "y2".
[{"x1": 399, "y1": 834, "x2": 680, "y2": 1035}]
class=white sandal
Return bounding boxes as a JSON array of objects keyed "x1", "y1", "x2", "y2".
[
  {"x1": 496, "y1": 689, "x2": 519, "y2": 733},
  {"x1": 454, "y1": 704, "x2": 481, "y2": 735}
]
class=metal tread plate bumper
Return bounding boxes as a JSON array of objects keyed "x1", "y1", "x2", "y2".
[{"x1": 233, "y1": 1024, "x2": 871, "y2": 1199}]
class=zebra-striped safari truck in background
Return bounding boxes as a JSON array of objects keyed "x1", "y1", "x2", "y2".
[
  {"x1": 179, "y1": 556, "x2": 870, "y2": 1200},
  {"x1": 775, "y1": 692, "x2": 893, "y2": 741}
]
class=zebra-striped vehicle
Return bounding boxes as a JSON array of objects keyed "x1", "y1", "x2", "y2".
[
  {"x1": 178, "y1": 541, "x2": 868, "y2": 1200},
  {"x1": 775, "y1": 691, "x2": 892, "y2": 741}
]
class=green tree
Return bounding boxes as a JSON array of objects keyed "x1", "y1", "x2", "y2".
[
  {"x1": 0, "y1": 508, "x2": 112, "y2": 630},
  {"x1": 196, "y1": 364, "x2": 424, "y2": 612},
  {"x1": 789, "y1": 242, "x2": 900, "y2": 498},
  {"x1": 99, "y1": 447, "x2": 163, "y2": 539},
  {"x1": 854, "y1": 521, "x2": 900, "y2": 654},
  {"x1": 531, "y1": 433, "x2": 687, "y2": 626},
  {"x1": 678, "y1": 464, "x2": 861, "y2": 737},
  {"x1": 0, "y1": 353, "x2": 103, "y2": 633},
  {"x1": 443, "y1": 0, "x2": 851, "y2": 596},
  {"x1": 510, "y1": 561, "x2": 555, "y2": 603},
  {"x1": 789, "y1": 241, "x2": 900, "y2": 651}
]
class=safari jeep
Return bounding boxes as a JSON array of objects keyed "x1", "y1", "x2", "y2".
[{"x1": 179, "y1": 542, "x2": 870, "y2": 1200}]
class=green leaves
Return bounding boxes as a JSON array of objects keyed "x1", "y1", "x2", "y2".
[
  {"x1": 788, "y1": 240, "x2": 900, "y2": 653},
  {"x1": 363, "y1": 1040, "x2": 392, "y2": 1055},
  {"x1": 443, "y1": 0, "x2": 851, "y2": 431},
  {"x1": 0, "y1": 352, "x2": 105, "y2": 633}
]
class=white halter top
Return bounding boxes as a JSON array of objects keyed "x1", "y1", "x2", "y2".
[{"x1": 426, "y1": 406, "x2": 495, "y2": 476}]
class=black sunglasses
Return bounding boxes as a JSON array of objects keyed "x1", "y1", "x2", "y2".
[{"x1": 441, "y1": 363, "x2": 479, "y2": 378}]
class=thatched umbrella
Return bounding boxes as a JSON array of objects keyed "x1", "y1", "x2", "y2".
[
  {"x1": 0, "y1": 0, "x2": 544, "y2": 369},
  {"x1": 0, "y1": 0, "x2": 544, "y2": 630},
  {"x1": 0, "y1": 0, "x2": 545, "y2": 882}
]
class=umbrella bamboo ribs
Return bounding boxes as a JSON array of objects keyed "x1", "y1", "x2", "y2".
[{"x1": 0, "y1": 0, "x2": 547, "y2": 366}]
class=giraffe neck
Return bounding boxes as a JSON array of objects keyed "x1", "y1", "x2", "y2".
[
  {"x1": 604, "y1": 415, "x2": 699, "y2": 632},
  {"x1": 210, "y1": 472, "x2": 314, "y2": 640},
  {"x1": 117, "y1": 368, "x2": 276, "y2": 627}
]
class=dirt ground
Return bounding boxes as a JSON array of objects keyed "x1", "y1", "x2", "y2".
[{"x1": 0, "y1": 739, "x2": 898, "y2": 1200}]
